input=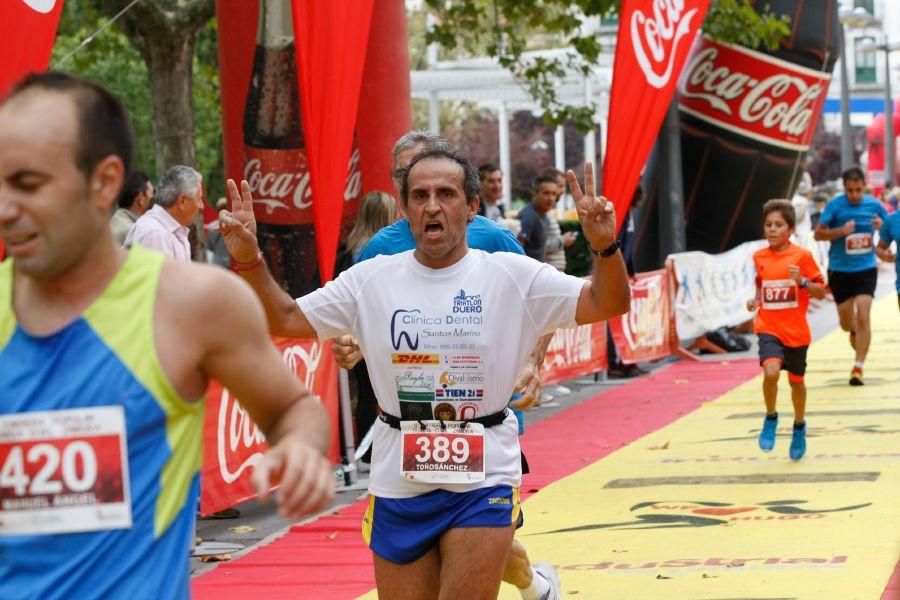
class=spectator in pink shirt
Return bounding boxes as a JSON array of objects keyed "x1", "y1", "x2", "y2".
[{"x1": 125, "y1": 165, "x2": 202, "y2": 262}]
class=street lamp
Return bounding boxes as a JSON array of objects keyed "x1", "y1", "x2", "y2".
[
  {"x1": 838, "y1": 6, "x2": 879, "y2": 171},
  {"x1": 858, "y1": 37, "x2": 900, "y2": 189}
]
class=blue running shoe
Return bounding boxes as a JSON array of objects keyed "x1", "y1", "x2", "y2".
[
  {"x1": 758, "y1": 413, "x2": 778, "y2": 451},
  {"x1": 790, "y1": 422, "x2": 807, "y2": 460}
]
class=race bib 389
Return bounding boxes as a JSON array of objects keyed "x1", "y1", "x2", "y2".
[{"x1": 0, "y1": 406, "x2": 132, "y2": 536}]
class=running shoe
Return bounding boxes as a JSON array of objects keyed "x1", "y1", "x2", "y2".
[
  {"x1": 532, "y1": 562, "x2": 561, "y2": 600},
  {"x1": 789, "y1": 422, "x2": 807, "y2": 460},
  {"x1": 758, "y1": 413, "x2": 778, "y2": 452},
  {"x1": 849, "y1": 367, "x2": 864, "y2": 386}
]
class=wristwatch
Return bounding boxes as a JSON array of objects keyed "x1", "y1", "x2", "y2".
[
  {"x1": 799, "y1": 277, "x2": 809, "y2": 289},
  {"x1": 589, "y1": 240, "x2": 621, "y2": 258}
]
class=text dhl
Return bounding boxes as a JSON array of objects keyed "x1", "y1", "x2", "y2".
[{"x1": 392, "y1": 353, "x2": 440, "y2": 365}]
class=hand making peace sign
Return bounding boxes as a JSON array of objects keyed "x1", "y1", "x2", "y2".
[
  {"x1": 567, "y1": 162, "x2": 617, "y2": 255},
  {"x1": 219, "y1": 178, "x2": 261, "y2": 264}
]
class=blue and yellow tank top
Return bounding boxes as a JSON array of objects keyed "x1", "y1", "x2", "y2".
[{"x1": 0, "y1": 246, "x2": 205, "y2": 599}]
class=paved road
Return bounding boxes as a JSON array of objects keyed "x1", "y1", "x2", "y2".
[{"x1": 191, "y1": 265, "x2": 897, "y2": 577}]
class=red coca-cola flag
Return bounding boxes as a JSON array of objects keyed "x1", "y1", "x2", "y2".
[
  {"x1": 0, "y1": 0, "x2": 64, "y2": 260},
  {"x1": 602, "y1": 0, "x2": 710, "y2": 233},
  {"x1": 290, "y1": 0, "x2": 375, "y2": 283}
]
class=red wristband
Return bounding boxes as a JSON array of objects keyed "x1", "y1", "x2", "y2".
[{"x1": 232, "y1": 250, "x2": 264, "y2": 272}]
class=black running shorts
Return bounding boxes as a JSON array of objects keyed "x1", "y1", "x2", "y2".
[
  {"x1": 828, "y1": 268, "x2": 877, "y2": 305},
  {"x1": 758, "y1": 333, "x2": 808, "y2": 377}
]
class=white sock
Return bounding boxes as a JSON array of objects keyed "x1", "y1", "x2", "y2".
[
  {"x1": 520, "y1": 567, "x2": 550, "y2": 600},
  {"x1": 854, "y1": 360, "x2": 864, "y2": 370}
]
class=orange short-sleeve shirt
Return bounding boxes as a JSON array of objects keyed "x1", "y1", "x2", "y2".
[{"x1": 752, "y1": 243, "x2": 824, "y2": 347}]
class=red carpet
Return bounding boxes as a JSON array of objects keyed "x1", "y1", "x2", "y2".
[
  {"x1": 883, "y1": 562, "x2": 900, "y2": 600},
  {"x1": 192, "y1": 359, "x2": 760, "y2": 599}
]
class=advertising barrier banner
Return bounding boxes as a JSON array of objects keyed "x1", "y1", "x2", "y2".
[
  {"x1": 669, "y1": 240, "x2": 765, "y2": 340},
  {"x1": 609, "y1": 269, "x2": 672, "y2": 364},
  {"x1": 200, "y1": 337, "x2": 339, "y2": 516},
  {"x1": 541, "y1": 321, "x2": 607, "y2": 386}
]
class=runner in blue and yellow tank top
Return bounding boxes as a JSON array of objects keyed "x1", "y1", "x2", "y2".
[
  {"x1": 0, "y1": 73, "x2": 334, "y2": 599},
  {"x1": 0, "y1": 246, "x2": 204, "y2": 598}
]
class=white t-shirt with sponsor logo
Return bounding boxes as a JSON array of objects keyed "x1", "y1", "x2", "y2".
[{"x1": 297, "y1": 249, "x2": 585, "y2": 498}]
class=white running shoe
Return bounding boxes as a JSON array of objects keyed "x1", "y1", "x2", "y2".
[{"x1": 532, "y1": 562, "x2": 561, "y2": 600}]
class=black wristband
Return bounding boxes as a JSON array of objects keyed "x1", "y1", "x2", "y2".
[{"x1": 589, "y1": 239, "x2": 621, "y2": 258}]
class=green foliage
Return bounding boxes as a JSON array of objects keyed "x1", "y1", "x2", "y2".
[
  {"x1": 52, "y1": 0, "x2": 156, "y2": 178},
  {"x1": 422, "y1": 0, "x2": 791, "y2": 133},
  {"x1": 704, "y1": 0, "x2": 792, "y2": 51},
  {"x1": 50, "y1": 0, "x2": 223, "y2": 201}
]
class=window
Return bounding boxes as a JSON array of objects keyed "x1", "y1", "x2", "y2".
[
  {"x1": 854, "y1": 0, "x2": 874, "y2": 15},
  {"x1": 855, "y1": 36, "x2": 877, "y2": 84}
]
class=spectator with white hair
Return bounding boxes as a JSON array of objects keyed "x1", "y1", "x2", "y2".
[{"x1": 125, "y1": 165, "x2": 203, "y2": 262}]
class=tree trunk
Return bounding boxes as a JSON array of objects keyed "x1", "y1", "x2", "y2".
[
  {"x1": 97, "y1": 0, "x2": 214, "y2": 173},
  {"x1": 145, "y1": 33, "x2": 197, "y2": 174}
]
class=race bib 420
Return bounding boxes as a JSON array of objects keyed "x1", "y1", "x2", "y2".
[
  {"x1": 401, "y1": 421, "x2": 485, "y2": 484},
  {"x1": 0, "y1": 406, "x2": 132, "y2": 536}
]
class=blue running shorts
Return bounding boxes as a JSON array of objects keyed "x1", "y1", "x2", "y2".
[{"x1": 362, "y1": 485, "x2": 520, "y2": 564}]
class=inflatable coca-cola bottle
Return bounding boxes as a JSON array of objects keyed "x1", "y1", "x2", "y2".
[
  {"x1": 243, "y1": 0, "x2": 362, "y2": 297},
  {"x1": 634, "y1": 0, "x2": 840, "y2": 270}
]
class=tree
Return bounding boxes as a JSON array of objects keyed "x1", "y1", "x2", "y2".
[
  {"x1": 52, "y1": 0, "x2": 224, "y2": 200},
  {"x1": 94, "y1": 0, "x2": 215, "y2": 174},
  {"x1": 424, "y1": 0, "x2": 790, "y2": 132}
]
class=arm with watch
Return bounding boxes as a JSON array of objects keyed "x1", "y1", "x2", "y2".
[
  {"x1": 567, "y1": 163, "x2": 632, "y2": 325},
  {"x1": 788, "y1": 264, "x2": 826, "y2": 300}
]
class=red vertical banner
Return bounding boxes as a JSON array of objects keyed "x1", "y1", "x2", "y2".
[
  {"x1": 357, "y1": 0, "x2": 413, "y2": 200},
  {"x1": 0, "y1": 0, "x2": 64, "y2": 99},
  {"x1": 0, "y1": 0, "x2": 64, "y2": 260},
  {"x1": 601, "y1": 0, "x2": 710, "y2": 233},
  {"x1": 291, "y1": 0, "x2": 375, "y2": 283}
]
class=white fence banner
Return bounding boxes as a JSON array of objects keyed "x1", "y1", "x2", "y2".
[{"x1": 669, "y1": 240, "x2": 766, "y2": 340}]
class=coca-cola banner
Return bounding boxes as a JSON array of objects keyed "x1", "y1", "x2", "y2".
[
  {"x1": 602, "y1": 0, "x2": 710, "y2": 232},
  {"x1": 217, "y1": 0, "x2": 410, "y2": 297},
  {"x1": 200, "y1": 337, "x2": 339, "y2": 516},
  {"x1": 0, "y1": 0, "x2": 63, "y2": 99},
  {"x1": 541, "y1": 321, "x2": 608, "y2": 386},
  {"x1": 609, "y1": 269, "x2": 672, "y2": 364},
  {"x1": 290, "y1": 0, "x2": 375, "y2": 283},
  {"x1": 679, "y1": 36, "x2": 831, "y2": 152}
]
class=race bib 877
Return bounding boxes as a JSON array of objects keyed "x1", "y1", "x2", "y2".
[{"x1": 0, "y1": 406, "x2": 132, "y2": 536}]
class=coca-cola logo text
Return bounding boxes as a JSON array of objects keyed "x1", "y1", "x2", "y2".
[
  {"x1": 630, "y1": 0, "x2": 700, "y2": 89},
  {"x1": 679, "y1": 37, "x2": 831, "y2": 150},
  {"x1": 216, "y1": 340, "x2": 324, "y2": 485},
  {"x1": 244, "y1": 147, "x2": 362, "y2": 221},
  {"x1": 21, "y1": 0, "x2": 56, "y2": 13}
]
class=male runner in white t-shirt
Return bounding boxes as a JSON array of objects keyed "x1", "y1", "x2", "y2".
[{"x1": 219, "y1": 149, "x2": 630, "y2": 598}]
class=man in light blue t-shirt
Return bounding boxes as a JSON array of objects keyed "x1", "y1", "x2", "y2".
[
  {"x1": 876, "y1": 210, "x2": 900, "y2": 312},
  {"x1": 814, "y1": 166, "x2": 888, "y2": 385},
  {"x1": 357, "y1": 212, "x2": 521, "y2": 262}
]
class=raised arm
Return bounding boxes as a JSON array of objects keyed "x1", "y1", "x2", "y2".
[
  {"x1": 568, "y1": 163, "x2": 631, "y2": 324},
  {"x1": 219, "y1": 179, "x2": 317, "y2": 338}
]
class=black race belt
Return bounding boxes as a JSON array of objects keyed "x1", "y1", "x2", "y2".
[{"x1": 379, "y1": 408, "x2": 510, "y2": 430}]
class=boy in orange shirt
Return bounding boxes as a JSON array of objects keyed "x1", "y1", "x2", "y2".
[{"x1": 747, "y1": 200, "x2": 826, "y2": 460}]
